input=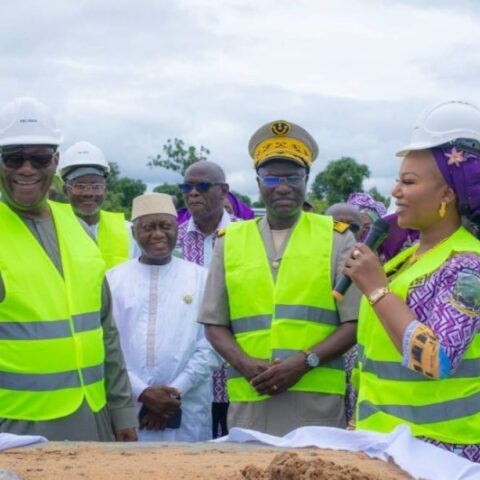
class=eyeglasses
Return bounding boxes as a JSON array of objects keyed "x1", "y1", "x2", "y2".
[
  {"x1": 178, "y1": 182, "x2": 225, "y2": 194},
  {"x1": 0, "y1": 152, "x2": 55, "y2": 169},
  {"x1": 67, "y1": 183, "x2": 106, "y2": 195},
  {"x1": 257, "y1": 175, "x2": 306, "y2": 187}
]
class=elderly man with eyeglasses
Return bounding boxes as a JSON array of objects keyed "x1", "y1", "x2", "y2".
[
  {"x1": 175, "y1": 160, "x2": 237, "y2": 439},
  {"x1": 199, "y1": 120, "x2": 361, "y2": 436},
  {"x1": 60, "y1": 141, "x2": 140, "y2": 269},
  {"x1": 0, "y1": 97, "x2": 137, "y2": 441}
]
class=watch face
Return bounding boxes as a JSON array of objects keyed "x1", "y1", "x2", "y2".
[{"x1": 307, "y1": 353, "x2": 320, "y2": 368}]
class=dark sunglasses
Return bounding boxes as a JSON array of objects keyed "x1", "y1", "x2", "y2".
[
  {"x1": 348, "y1": 223, "x2": 361, "y2": 234},
  {"x1": 0, "y1": 151, "x2": 55, "y2": 169},
  {"x1": 257, "y1": 175, "x2": 306, "y2": 187},
  {"x1": 178, "y1": 182, "x2": 225, "y2": 194}
]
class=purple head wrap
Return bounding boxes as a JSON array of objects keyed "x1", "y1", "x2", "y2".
[
  {"x1": 431, "y1": 147, "x2": 480, "y2": 222},
  {"x1": 225, "y1": 192, "x2": 255, "y2": 220},
  {"x1": 347, "y1": 192, "x2": 387, "y2": 219}
]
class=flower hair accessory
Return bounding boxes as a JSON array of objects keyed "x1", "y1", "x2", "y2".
[{"x1": 445, "y1": 147, "x2": 466, "y2": 167}]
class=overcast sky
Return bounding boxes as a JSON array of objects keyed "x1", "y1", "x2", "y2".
[{"x1": 2, "y1": 0, "x2": 479, "y2": 201}]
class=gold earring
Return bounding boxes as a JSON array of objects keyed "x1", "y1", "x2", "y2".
[{"x1": 439, "y1": 201, "x2": 446, "y2": 218}]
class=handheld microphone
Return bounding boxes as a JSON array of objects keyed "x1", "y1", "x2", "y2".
[{"x1": 331, "y1": 217, "x2": 391, "y2": 301}]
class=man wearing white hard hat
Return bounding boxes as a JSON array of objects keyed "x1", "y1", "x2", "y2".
[
  {"x1": 0, "y1": 97, "x2": 137, "y2": 441},
  {"x1": 107, "y1": 193, "x2": 220, "y2": 441},
  {"x1": 60, "y1": 141, "x2": 140, "y2": 269}
]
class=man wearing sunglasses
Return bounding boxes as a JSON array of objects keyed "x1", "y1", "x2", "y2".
[
  {"x1": 176, "y1": 161, "x2": 232, "y2": 267},
  {"x1": 199, "y1": 120, "x2": 360, "y2": 435},
  {"x1": 60, "y1": 141, "x2": 140, "y2": 269},
  {"x1": 0, "y1": 97, "x2": 137, "y2": 442},
  {"x1": 176, "y1": 160, "x2": 235, "y2": 439}
]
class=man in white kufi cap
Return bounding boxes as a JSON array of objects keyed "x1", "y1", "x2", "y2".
[{"x1": 107, "y1": 193, "x2": 220, "y2": 441}]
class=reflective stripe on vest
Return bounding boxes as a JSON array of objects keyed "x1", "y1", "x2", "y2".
[
  {"x1": 225, "y1": 213, "x2": 345, "y2": 402},
  {"x1": 0, "y1": 201, "x2": 107, "y2": 421},
  {"x1": 0, "y1": 312, "x2": 101, "y2": 340},
  {"x1": 97, "y1": 210, "x2": 130, "y2": 269},
  {"x1": 357, "y1": 344, "x2": 480, "y2": 381},
  {"x1": 356, "y1": 226, "x2": 480, "y2": 444},
  {"x1": 0, "y1": 364, "x2": 104, "y2": 391}
]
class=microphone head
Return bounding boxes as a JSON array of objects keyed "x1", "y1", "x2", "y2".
[
  {"x1": 363, "y1": 217, "x2": 391, "y2": 250},
  {"x1": 369, "y1": 217, "x2": 391, "y2": 236}
]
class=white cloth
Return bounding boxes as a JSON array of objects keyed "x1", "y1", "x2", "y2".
[
  {"x1": 185, "y1": 209, "x2": 232, "y2": 267},
  {"x1": 0, "y1": 433, "x2": 47, "y2": 451},
  {"x1": 86, "y1": 219, "x2": 140, "y2": 259},
  {"x1": 107, "y1": 257, "x2": 220, "y2": 442},
  {"x1": 214, "y1": 425, "x2": 480, "y2": 480}
]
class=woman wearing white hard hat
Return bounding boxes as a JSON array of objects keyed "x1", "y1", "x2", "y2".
[
  {"x1": 345, "y1": 100, "x2": 480, "y2": 462},
  {"x1": 60, "y1": 141, "x2": 140, "y2": 269}
]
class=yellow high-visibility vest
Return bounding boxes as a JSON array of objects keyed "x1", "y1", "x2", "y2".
[
  {"x1": 97, "y1": 210, "x2": 130, "y2": 269},
  {"x1": 0, "y1": 201, "x2": 107, "y2": 421},
  {"x1": 224, "y1": 213, "x2": 345, "y2": 402},
  {"x1": 356, "y1": 226, "x2": 480, "y2": 444}
]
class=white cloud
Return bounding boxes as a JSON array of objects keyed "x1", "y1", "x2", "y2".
[{"x1": 1, "y1": 0, "x2": 479, "y2": 202}]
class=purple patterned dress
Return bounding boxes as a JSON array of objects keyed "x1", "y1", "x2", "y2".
[{"x1": 403, "y1": 253, "x2": 480, "y2": 462}]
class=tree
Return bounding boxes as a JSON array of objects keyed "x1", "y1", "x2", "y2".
[
  {"x1": 104, "y1": 162, "x2": 147, "y2": 218},
  {"x1": 367, "y1": 186, "x2": 391, "y2": 209},
  {"x1": 311, "y1": 157, "x2": 370, "y2": 205},
  {"x1": 306, "y1": 194, "x2": 328, "y2": 213},
  {"x1": 148, "y1": 138, "x2": 210, "y2": 176},
  {"x1": 252, "y1": 197, "x2": 265, "y2": 208},
  {"x1": 153, "y1": 183, "x2": 185, "y2": 209}
]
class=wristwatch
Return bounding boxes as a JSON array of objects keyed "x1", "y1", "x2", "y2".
[
  {"x1": 367, "y1": 286, "x2": 390, "y2": 306},
  {"x1": 303, "y1": 350, "x2": 320, "y2": 368}
]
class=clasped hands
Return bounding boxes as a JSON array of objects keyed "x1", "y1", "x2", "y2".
[
  {"x1": 138, "y1": 385, "x2": 181, "y2": 431},
  {"x1": 239, "y1": 353, "x2": 308, "y2": 396}
]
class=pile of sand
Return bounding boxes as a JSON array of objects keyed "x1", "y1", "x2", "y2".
[
  {"x1": 241, "y1": 451, "x2": 390, "y2": 480},
  {"x1": 0, "y1": 442, "x2": 411, "y2": 480}
]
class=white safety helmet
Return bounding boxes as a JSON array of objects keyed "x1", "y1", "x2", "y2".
[
  {"x1": 59, "y1": 141, "x2": 110, "y2": 179},
  {"x1": 396, "y1": 100, "x2": 480, "y2": 157},
  {"x1": 0, "y1": 97, "x2": 62, "y2": 147}
]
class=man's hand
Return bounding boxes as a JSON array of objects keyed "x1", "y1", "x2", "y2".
[
  {"x1": 250, "y1": 353, "x2": 307, "y2": 395},
  {"x1": 115, "y1": 427, "x2": 138, "y2": 442},
  {"x1": 236, "y1": 357, "x2": 271, "y2": 381},
  {"x1": 140, "y1": 410, "x2": 168, "y2": 431},
  {"x1": 138, "y1": 385, "x2": 181, "y2": 417}
]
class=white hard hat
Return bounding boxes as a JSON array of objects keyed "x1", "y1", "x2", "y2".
[
  {"x1": 60, "y1": 141, "x2": 110, "y2": 179},
  {"x1": 0, "y1": 97, "x2": 62, "y2": 147},
  {"x1": 396, "y1": 100, "x2": 480, "y2": 157}
]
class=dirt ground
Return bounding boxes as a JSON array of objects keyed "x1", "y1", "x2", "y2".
[{"x1": 0, "y1": 442, "x2": 412, "y2": 480}]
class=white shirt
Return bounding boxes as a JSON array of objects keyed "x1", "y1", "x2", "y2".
[
  {"x1": 107, "y1": 257, "x2": 220, "y2": 442},
  {"x1": 85, "y1": 219, "x2": 140, "y2": 259},
  {"x1": 185, "y1": 209, "x2": 232, "y2": 267}
]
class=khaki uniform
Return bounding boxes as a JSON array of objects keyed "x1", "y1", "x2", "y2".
[{"x1": 198, "y1": 216, "x2": 361, "y2": 436}]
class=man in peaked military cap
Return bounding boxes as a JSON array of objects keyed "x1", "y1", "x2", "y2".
[{"x1": 198, "y1": 120, "x2": 361, "y2": 435}]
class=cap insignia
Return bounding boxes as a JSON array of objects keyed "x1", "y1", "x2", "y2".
[{"x1": 271, "y1": 121, "x2": 290, "y2": 136}]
